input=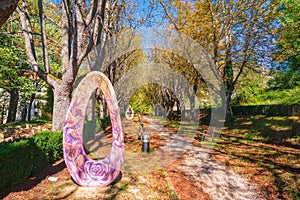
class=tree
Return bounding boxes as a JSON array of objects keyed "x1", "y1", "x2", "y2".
[
  {"x1": 0, "y1": 89, "x2": 9, "y2": 124},
  {"x1": 271, "y1": 0, "x2": 300, "y2": 89},
  {"x1": 152, "y1": 49, "x2": 208, "y2": 119},
  {"x1": 232, "y1": 67, "x2": 268, "y2": 105},
  {"x1": 0, "y1": 0, "x2": 19, "y2": 27},
  {"x1": 161, "y1": 0, "x2": 279, "y2": 120},
  {"x1": 17, "y1": 0, "x2": 123, "y2": 130},
  {"x1": 0, "y1": 33, "x2": 33, "y2": 122}
]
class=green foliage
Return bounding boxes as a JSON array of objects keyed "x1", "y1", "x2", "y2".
[
  {"x1": 95, "y1": 116, "x2": 111, "y2": 130},
  {"x1": 0, "y1": 138, "x2": 47, "y2": 191},
  {"x1": 232, "y1": 84, "x2": 265, "y2": 105},
  {"x1": 232, "y1": 68, "x2": 268, "y2": 105},
  {"x1": 130, "y1": 92, "x2": 152, "y2": 114},
  {"x1": 233, "y1": 86, "x2": 300, "y2": 106},
  {"x1": 33, "y1": 130, "x2": 63, "y2": 163},
  {"x1": 130, "y1": 85, "x2": 154, "y2": 114},
  {"x1": 276, "y1": 0, "x2": 300, "y2": 63},
  {"x1": 233, "y1": 65, "x2": 300, "y2": 105},
  {"x1": 0, "y1": 130, "x2": 63, "y2": 191},
  {"x1": 258, "y1": 86, "x2": 300, "y2": 105},
  {"x1": 273, "y1": 0, "x2": 300, "y2": 89},
  {"x1": 0, "y1": 28, "x2": 37, "y2": 122},
  {"x1": 268, "y1": 70, "x2": 300, "y2": 90},
  {"x1": 41, "y1": 87, "x2": 54, "y2": 118},
  {"x1": 0, "y1": 34, "x2": 33, "y2": 92}
]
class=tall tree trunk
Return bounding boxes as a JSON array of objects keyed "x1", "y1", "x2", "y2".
[
  {"x1": 17, "y1": 0, "x2": 112, "y2": 130},
  {"x1": 180, "y1": 101, "x2": 186, "y2": 120},
  {"x1": 224, "y1": 60, "x2": 234, "y2": 122},
  {"x1": 21, "y1": 104, "x2": 27, "y2": 121},
  {"x1": 27, "y1": 93, "x2": 35, "y2": 121},
  {"x1": 7, "y1": 88, "x2": 19, "y2": 123},
  {"x1": 96, "y1": 90, "x2": 105, "y2": 119},
  {"x1": 225, "y1": 91, "x2": 233, "y2": 122},
  {"x1": 52, "y1": 86, "x2": 71, "y2": 131},
  {"x1": 1, "y1": 103, "x2": 5, "y2": 124},
  {"x1": 187, "y1": 92, "x2": 196, "y2": 120}
]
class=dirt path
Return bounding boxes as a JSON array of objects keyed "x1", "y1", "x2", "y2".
[
  {"x1": 165, "y1": 136, "x2": 263, "y2": 200},
  {"x1": 146, "y1": 117, "x2": 263, "y2": 200},
  {"x1": 1, "y1": 117, "x2": 263, "y2": 199}
]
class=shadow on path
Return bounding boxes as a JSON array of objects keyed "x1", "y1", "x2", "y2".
[{"x1": 0, "y1": 159, "x2": 66, "y2": 199}]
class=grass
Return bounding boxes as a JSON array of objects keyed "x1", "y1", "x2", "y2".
[
  {"x1": 213, "y1": 116, "x2": 300, "y2": 200},
  {"x1": 105, "y1": 170, "x2": 176, "y2": 200}
]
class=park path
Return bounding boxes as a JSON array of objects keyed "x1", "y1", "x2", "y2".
[
  {"x1": 146, "y1": 116, "x2": 264, "y2": 200},
  {"x1": 2, "y1": 116, "x2": 264, "y2": 200}
]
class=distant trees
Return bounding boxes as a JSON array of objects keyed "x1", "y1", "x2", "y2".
[
  {"x1": 231, "y1": 68, "x2": 268, "y2": 105},
  {"x1": 0, "y1": 23, "x2": 36, "y2": 123},
  {"x1": 271, "y1": 0, "x2": 300, "y2": 89},
  {"x1": 161, "y1": 0, "x2": 279, "y2": 120}
]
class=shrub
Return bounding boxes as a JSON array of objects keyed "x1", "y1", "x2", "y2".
[
  {"x1": 0, "y1": 130, "x2": 63, "y2": 191},
  {"x1": 33, "y1": 130, "x2": 63, "y2": 163},
  {"x1": 0, "y1": 138, "x2": 46, "y2": 191},
  {"x1": 95, "y1": 116, "x2": 111, "y2": 130}
]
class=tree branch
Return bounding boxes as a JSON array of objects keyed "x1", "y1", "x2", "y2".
[
  {"x1": 78, "y1": 0, "x2": 107, "y2": 66},
  {"x1": 86, "y1": 0, "x2": 99, "y2": 26},
  {"x1": 61, "y1": 0, "x2": 71, "y2": 74},
  {"x1": 159, "y1": 1, "x2": 180, "y2": 31},
  {"x1": 16, "y1": 5, "x2": 58, "y2": 88},
  {"x1": 38, "y1": 0, "x2": 50, "y2": 73},
  {"x1": 75, "y1": 0, "x2": 86, "y2": 57},
  {"x1": 233, "y1": 33, "x2": 251, "y2": 86}
]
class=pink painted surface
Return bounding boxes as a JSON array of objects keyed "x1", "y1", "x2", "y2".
[{"x1": 63, "y1": 71, "x2": 124, "y2": 187}]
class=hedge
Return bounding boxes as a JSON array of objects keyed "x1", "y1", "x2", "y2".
[
  {"x1": 33, "y1": 130, "x2": 63, "y2": 163},
  {"x1": 232, "y1": 104, "x2": 300, "y2": 117},
  {"x1": 0, "y1": 130, "x2": 63, "y2": 191}
]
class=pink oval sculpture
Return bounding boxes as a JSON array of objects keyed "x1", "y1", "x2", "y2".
[{"x1": 63, "y1": 71, "x2": 124, "y2": 187}]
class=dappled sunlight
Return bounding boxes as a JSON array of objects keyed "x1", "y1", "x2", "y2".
[
  {"x1": 241, "y1": 121, "x2": 253, "y2": 125},
  {"x1": 270, "y1": 125, "x2": 293, "y2": 132},
  {"x1": 212, "y1": 116, "x2": 300, "y2": 199}
]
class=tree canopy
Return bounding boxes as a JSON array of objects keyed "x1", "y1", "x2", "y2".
[
  {"x1": 271, "y1": 0, "x2": 300, "y2": 89},
  {"x1": 0, "y1": 0, "x2": 299, "y2": 126}
]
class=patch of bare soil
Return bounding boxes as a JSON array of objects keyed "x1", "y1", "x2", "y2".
[{"x1": 165, "y1": 158, "x2": 211, "y2": 200}]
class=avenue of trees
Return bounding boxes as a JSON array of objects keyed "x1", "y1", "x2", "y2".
[{"x1": 0, "y1": 0, "x2": 299, "y2": 130}]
